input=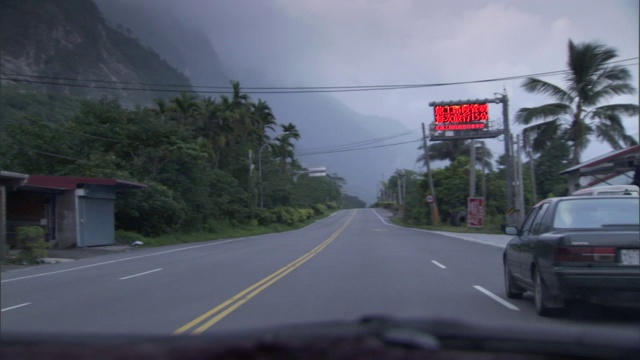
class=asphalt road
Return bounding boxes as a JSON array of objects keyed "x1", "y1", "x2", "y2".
[{"x1": 2, "y1": 209, "x2": 639, "y2": 337}]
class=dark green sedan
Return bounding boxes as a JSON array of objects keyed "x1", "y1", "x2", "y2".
[{"x1": 503, "y1": 196, "x2": 640, "y2": 316}]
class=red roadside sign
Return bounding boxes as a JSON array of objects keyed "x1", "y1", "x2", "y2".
[{"x1": 467, "y1": 197, "x2": 484, "y2": 227}]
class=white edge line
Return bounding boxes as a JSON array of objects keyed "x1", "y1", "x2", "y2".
[
  {"x1": 370, "y1": 208, "x2": 506, "y2": 248},
  {"x1": 473, "y1": 285, "x2": 520, "y2": 311},
  {"x1": 119, "y1": 268, "x2": 163, "y2": 280},
  {"x1": 431, "y1": 260, "x2": 446, "y2": 269},
  {"x1": 2, "y1": 210, "x2": 353, "y2": 283},
  {"x1": 1, "y1": 238, "x2": 241, "y2": 283},
  {"x1": 1, "y1": 302, "x2": 32, "y2": 312}
]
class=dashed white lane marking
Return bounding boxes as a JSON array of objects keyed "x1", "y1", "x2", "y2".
[
  {"x1": 119, "y1": 268, "x2": 163, "y2": 280},
  {"x1": 1, "y1": 302, "x2": 32, "y2": 312},
  {"x1": 2, "y1": 211, "x2": 352, "y2": 284},
  {"x1": 474, "y1": 285, "x2": 520, "y2": 311},
  {"x1": 431, "y1": 260, "x2": 446, "y2": 269}
]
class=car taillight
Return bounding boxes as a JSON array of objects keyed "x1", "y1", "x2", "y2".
[{"x1": 553, "y1": 247, "x2": 616, "y2": 262}]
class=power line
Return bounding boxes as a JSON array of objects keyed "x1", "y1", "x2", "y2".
[
  {"x1": 296, "y1": 139, "x2": 422, "y2": 157},
  {"x1": 2, "y1": 57, "x2": 637, "y2": 94},
  {"x1": 296, "y1": 128, "x2": 420, "y2": 153},
  {"x1": 56, "y1": 127, "x2": 128, "y2": 143},
  {"x1": 11, "y1": 145, "x2": 83, "y2": 162}
]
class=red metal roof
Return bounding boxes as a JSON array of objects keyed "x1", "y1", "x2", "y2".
[
  {"x1": 24, "y1": 175, "x2": 146, "y2": 190},
  {"x1": 561, "y1": 145, "x2": 640, "y2": 174}
]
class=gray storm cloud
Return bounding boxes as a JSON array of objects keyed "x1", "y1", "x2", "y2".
[{"x1": 99, "y1": 0, "x2": 639, "y2": 158}]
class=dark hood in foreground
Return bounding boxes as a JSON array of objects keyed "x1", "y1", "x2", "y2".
[{"x1": 2, "y1": 316, "x2": 639, "y2": 359}]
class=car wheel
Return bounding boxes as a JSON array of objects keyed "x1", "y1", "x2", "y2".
[
  {"x1": 504, "y1": 262, "x2": 523, "y2": 299},
  {"x1": 533, "y1": 268, "x2": 561, "y2": 316}
]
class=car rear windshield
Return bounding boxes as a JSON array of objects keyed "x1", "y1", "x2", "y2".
[{"x1": 554, "y1": 198, "x2": 640, "y2": 228}]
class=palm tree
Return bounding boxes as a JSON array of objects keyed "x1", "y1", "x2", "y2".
[
  {"x1": 217, "y1": 81, "x2": 254, "y2": 145},
  {"x1": 274, "y1": 123, "x2": 301, "y2": 172},
  {"x1": 195, "y1": 97, "x2": 222, "y2": 162},
  {"x1": 169, "y1": 92, "x2": 201, "y2": 127},
  {"x1": 251, "y1": 99, "x2": 277, "y2": 146},
  {"x1": 515, "y1": 40, "x2": 638, "y2": 192}
]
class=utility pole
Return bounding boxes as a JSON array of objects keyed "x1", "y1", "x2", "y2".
[
  {"x1": 421, "y1": 123, "x2": 440, "y2": 225},
  {"x1": 469, "y1": 139, "x2": 476, "y2": 198},
  {"x1": 403, "y1": 174, "x2": 407, "y2": 205},
  {"x1": 516, "y1": 135, "x2": 526, "y2": 223},
  {"x1": 510, "y1": 133, "x2": 517, "y2": 222},
  {"x1": 512, "y1": 134, "x2": 526, "y2": 225},
  {"x1": 397, "y1": 171, "x2": 403, "y2": 205},
  {"x1": 497, "y1": 91, "x2": 515, "y2": 226},
  {"x1": 481, "y1": 142, "x2": 487, "y2": 199},
  {"x1": 526, "y1": 131, "x2": 538, "y2": 204}
]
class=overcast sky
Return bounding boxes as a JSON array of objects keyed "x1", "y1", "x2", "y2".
[{"x1": 163, "y1": 0, "x2": 638, "y2": 159}]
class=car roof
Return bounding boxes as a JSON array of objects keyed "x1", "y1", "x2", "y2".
[
  {"x1": 534, "y1": 195, "x2": 640, "y2": 207},
  {"x1": 572, "y1": 184, "x2": 639, "y2": 195}
]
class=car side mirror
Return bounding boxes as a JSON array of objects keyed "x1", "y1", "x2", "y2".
[{"x1": 504, "y1": 226, "x2": 519, "y2": 236}]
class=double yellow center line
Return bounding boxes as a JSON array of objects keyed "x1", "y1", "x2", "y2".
[{"x1": 174, "y1": 210, "x2": 356, "y2": 335}]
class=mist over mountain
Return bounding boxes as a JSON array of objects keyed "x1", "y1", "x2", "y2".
[
  {"x1": 94, "y1": 0, "x2": 419, "y2": 204},
  {"x1": 258, "y1": 93, "x2": 419, "y2": 203},
  {"x1": 93, "y1": 0, "x2": 229, "y2": 90},
  {"x1": 0, "y1": 0, "x2": 192, "y2": 106}
]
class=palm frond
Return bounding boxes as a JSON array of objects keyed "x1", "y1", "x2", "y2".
[
  {"x1": 587, "y1": 83, "x2": 638, "y2": 106},
  {"x1": 594, "y1": 123, "x2": 625, "y2": 150},
  {"x1": 515, "y1": 103, "x2": 572, "y2": 125},
  {"x1": 566, "y1": 40, "x2": 622, "y2": 103},
  {"x1": 590, "y1": 108, "x2": 639, "y2": 149},
  {"x1": 527, "y1": 120, "x2": 564, "y2": 153},
  {"x1": 621, "y1": 133, "x2": 639, "y2": 147},
  {"x1": 597, "y1": 65, "x2": 633, "y2": 83},
  {"x1": 521, "y1": 78, "x2": 573, "y2": 103},
  {"x1": 593, "y1": 103, "x2": 640, "y2": 117}
]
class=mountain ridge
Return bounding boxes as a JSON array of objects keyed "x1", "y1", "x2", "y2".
[
  {"x1": 93, "y1": 0, "x2": 420, "y2": 204},
  {"x1": 0, "y1": 0, "x2": 193, "y2": 106}
]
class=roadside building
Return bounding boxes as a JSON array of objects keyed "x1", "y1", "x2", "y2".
[
  {"x1": 561, "y1": 144, "x2": 640, "y2": 189},
  {"x1": 2, "y1": 173, "x2": 146, "y2": 249}
]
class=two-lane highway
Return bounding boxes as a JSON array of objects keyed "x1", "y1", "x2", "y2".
[{"x1": 2, "y1": 209, "x2": 638, "y2": 337}]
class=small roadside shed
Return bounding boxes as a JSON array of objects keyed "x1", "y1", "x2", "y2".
[
  {"x1": 6, "y1": 174, "x2": 146, "y2": 248},
  {"x1": 1, "y1": 171, "x2": 29, "y2": 259}
]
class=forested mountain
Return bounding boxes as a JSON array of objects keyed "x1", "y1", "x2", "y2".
[
  {"x1": 1, "y1": 0, "x2": 417, "y2": 204},
  {"x1": 1, "y1": 0, "x2": 361, "y2": 238},
  {"x1": 93, "y1": 0, "x2": 417, "y2": 204},
  {"x1": 0, "y1": 0, "x2": 192, "y2": 106}
]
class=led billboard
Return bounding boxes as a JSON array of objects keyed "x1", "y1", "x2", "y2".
[{"x1": 433, "y1": 103, "x2": 489, "y2": 131}]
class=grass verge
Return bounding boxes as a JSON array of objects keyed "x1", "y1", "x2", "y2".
[
  {"x1": 117, "y1": 213, "x2": 331, "y2": 247},
  {"x1": 389, "y1": 217, "x2": 504, "y2": 234}
]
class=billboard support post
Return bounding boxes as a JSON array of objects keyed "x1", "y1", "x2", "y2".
[
  {"x1": 421, "y1": 123, "x2": 440, "y2": 225},
  {"x1": 428, "y1": 91, "x2": 515, "y2": 226}
]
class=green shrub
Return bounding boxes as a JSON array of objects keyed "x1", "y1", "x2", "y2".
[
  {"x1": 255, "y1": 208, "x2": 277, "y2": 226},
  {"x1": 325, "y1": 202, "x2": 340, "y2": 210},
  {"x1": 300, "y1": 208, "x2": 314, "y2": 220},
  {"x1": 312, "y1": 204, "x2": 327, "y2": 215},
  {"x1": 115, "y1": 182, "x2": 188, "y2": 236},
  {"x1": 15, "y1": 226, "x2": 50, "y2": 264},
  {"x1": 268, "y1": 207, "x2": 315, "y2": 225}
]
